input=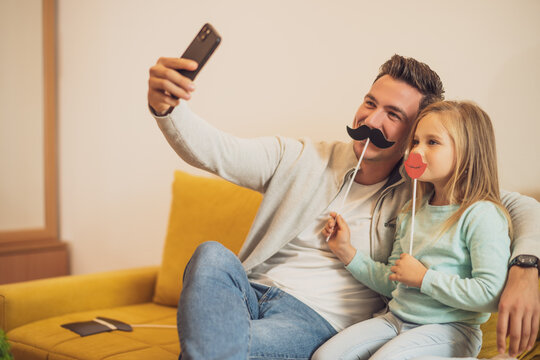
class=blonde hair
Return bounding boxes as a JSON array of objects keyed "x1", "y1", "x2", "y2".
[{"x1": 406, "y1": 100, "x2": 512, "y2": 237}]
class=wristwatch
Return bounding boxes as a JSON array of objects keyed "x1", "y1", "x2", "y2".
[{"x1": 509, "y1": 254, "x2": 539, "y2": 272}]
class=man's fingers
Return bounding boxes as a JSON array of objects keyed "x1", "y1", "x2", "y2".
[
  {"x1": 519, "y1": 315, "x2": 532, "y2": 355},
  {"x1": 149, "y1": 90, "x2": 179, "y2": 107},
  {"x1": 497, "y1": 305, "x2": 510, "y2": 353},
  {"x1": 495, "y1": 267, "x2": 539, "y2": 357},
  {"x1": 149, "y1": 77, "x2": 192, "y2": 101},
  {"x1": 156, "y1": 57, "x2": 198, "y2": 71},
  {"x1": 528, "y1": 312, "x2": 539, "y2": 351},
  {"x1": 149, "y1": 65, "x2": 196, "y2": 92},
  {"x1": 147, "y1": 92, "x2": 181, "y2": 115},
  {"x1": 147, "y1": 57, "x2": 200, "y2": 115},
  {"x1": 507, "y1": 311, "x2": 524, "y2": 357}
]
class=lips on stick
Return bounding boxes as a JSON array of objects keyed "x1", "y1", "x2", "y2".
[{"x1": 404, "y1": 152, "x2": 427, "y2": 254}]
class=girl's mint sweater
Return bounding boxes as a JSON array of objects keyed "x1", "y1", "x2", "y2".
[{"x1": 346, "y1": 199, "x2": 511, "y2": 326}]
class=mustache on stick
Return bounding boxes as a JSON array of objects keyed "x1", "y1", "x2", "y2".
[{"x1": 346, "y1": 125, "x2": 395, "y2": 149}]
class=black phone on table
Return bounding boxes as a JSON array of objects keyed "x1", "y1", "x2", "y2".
[{"x1": 178, "y1": 23, "x2": 221, "y2": 80}]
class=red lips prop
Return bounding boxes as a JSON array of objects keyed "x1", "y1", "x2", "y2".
[
  {"x1": 404, "y1": 152, "x2": 427, "y2": 255},
  {"x1": 404, "y1": 153, "x2": 427, "y2": 179}
]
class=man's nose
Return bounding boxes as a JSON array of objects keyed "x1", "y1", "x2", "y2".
[{"x1": 363, "y1": 110, "x2": 385, "y2": 129}]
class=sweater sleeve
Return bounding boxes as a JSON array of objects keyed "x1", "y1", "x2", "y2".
[
  {"x1": 500, "y1": 190, "x2": 540, "y2": 261},
  {"x1": 152, "y1": 102, "x2": 286, "y2": 193},
  {"x1": 345, "y1": 213, "x2": 408, "y2": 297},
  {"x1": 420, "y1": 202, "x2": 511, "y2": 313}
]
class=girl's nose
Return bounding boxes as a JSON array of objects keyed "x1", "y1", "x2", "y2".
[{"x1": 411, "y1": 150, "x2": 425, "y2": 162}]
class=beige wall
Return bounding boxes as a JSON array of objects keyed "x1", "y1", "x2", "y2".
[
  {"x1": 0, "y1": 0, "x2": 45, "y2": 230},
  {"x1": 57, "y1": 0, "x2": 540, "y2": 275}
]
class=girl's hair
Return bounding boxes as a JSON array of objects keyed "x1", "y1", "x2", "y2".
[{"x1": 406, "y1": 100, "x2": 512, "y2": 237}]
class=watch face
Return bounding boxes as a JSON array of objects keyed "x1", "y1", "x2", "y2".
[{"x1": 516, "y1": 255, "x2": 539, "y2": 267}]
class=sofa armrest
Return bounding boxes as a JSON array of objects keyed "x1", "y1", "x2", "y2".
[{"x1": 0, "y1": 266, "x2": 158, "y2": 332}]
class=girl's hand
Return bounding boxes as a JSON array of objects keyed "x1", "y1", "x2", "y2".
[
  {"x1": 321, "y1": 211, "x2": 337, "y2": 239},
  {"x1": 389, "y1": 253, "x2": 428, "y2": 288},
  {"x1": 323, "y1": 212, "x2": 356, "y2": 265}
]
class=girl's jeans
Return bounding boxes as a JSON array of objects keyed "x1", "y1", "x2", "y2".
[{"x1": 312, "y1": 311, "x2": 483, "y2": 360}]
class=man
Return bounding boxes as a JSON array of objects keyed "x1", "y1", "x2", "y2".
[{"x1": 148, "y1": 54, "x2": 540, "y2": 359}]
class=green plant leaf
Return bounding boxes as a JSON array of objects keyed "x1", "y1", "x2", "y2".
[{"x1": 0, "y1": 329, "x2": 14, "y2": 360}]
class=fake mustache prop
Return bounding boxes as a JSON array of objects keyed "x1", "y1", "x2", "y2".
[{"x1": 346, "y1": 125, "x2": 395, "y2": 149}]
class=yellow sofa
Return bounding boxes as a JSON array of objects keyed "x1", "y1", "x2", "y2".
[{"x1": 1, "y1": 171, "x2": 538, "y2": 359}]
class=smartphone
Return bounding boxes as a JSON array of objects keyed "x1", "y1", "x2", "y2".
[{"x1": 178, "y1": 23, "x2": 221, "y2": 80}]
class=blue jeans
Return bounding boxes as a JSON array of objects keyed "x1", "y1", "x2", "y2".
[
  {"x1": 312, "y1": 311, "x2": 483, "y2": 360},
  {"x1": 177, "y1": 241, "x2": 337, "y2": 360}
]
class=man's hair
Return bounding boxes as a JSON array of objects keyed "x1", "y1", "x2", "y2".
[{"x1": 375, "y1": 54, "x2": 445, "y2": 112}]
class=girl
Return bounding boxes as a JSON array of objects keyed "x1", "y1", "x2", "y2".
[{"x1": 313, "y1": 101, "x2": 512, "y2": 360}]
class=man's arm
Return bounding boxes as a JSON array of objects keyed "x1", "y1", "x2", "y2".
[
  {"x1": 498, "y1": 191, "x2": 540, "y2": 357},
  {"x1": 147, "y1": 57, "x2": 285, "y2": 192}
]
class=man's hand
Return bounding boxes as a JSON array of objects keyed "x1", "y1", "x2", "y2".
[
  {"x1": 497, "y1": 266, "x2": 540, "y2": 357},
  {"x1": 147, "y1": 57, "x2": 198, "y2": 115},
  {"x1": 389, "y1": 253, "x2": 427, "y2": 288},
  {"x1": 323, "y1": 212, "x2": 356, "y2": 265}
]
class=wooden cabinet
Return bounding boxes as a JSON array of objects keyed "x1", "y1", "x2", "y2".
[{"x1": 0, "y1": 241, "x2": 69, "y2": 284}]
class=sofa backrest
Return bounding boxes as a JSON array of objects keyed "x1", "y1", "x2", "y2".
[{"x1": 153, "y1": 171, "x2": 263, "y2": 307}]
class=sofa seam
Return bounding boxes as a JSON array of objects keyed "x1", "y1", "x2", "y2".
[
  {"x1": 102, "y1": 344, "x2": 179, "y2": 359},
  {"x1": 11, "y1": 337, "x2": 179, "y2": 360}
]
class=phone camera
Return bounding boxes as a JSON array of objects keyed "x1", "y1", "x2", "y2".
[{"x1": 199, "y1": 26, "x2": 209, "y2": 41}]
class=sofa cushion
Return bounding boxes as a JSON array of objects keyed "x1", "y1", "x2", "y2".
[
  {"x1": 153, "y1": 171, "x2": 263, "y2": 307},
  {"x1": 8, "y1": 303, "x2": 178, "y2": 360}
]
